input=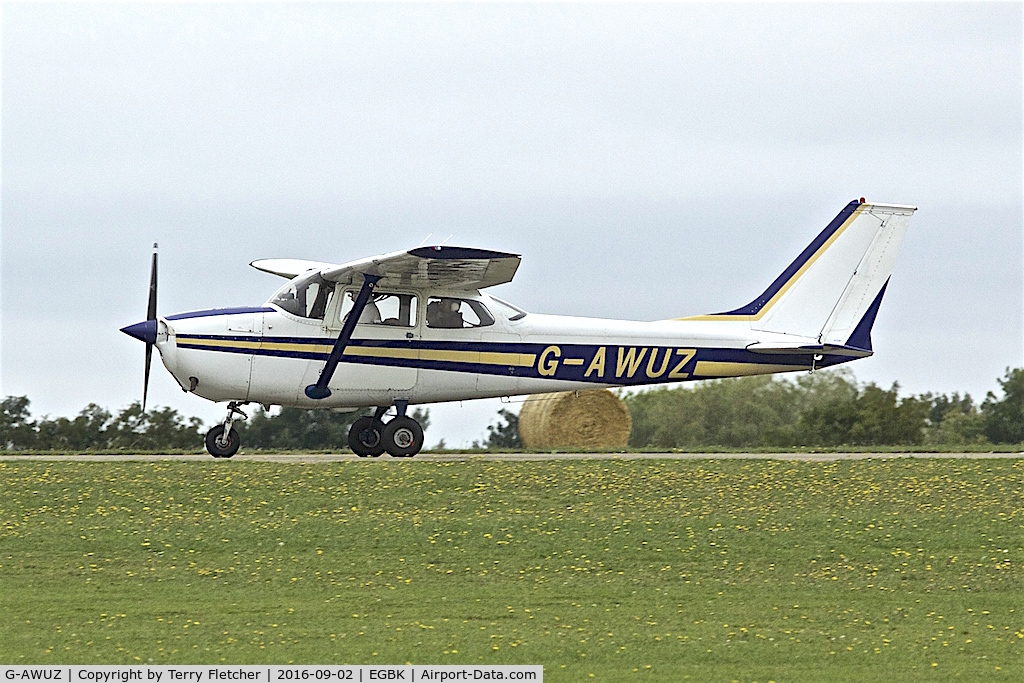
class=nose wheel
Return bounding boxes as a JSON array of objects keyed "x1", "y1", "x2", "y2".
[
  {"x1": 348, "y1": 403, "x2": 424, "y2": 458},
  {"x1": 206, "y1": 401, "x2": 247, "y2": 458},
  {"x1": 206, "y1": 424, "x2": 240, "y2": 458}
]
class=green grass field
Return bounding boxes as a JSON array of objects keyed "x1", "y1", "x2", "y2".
[{"x1": 1, "y1": 458, "x2": 1021, "y2": 682}]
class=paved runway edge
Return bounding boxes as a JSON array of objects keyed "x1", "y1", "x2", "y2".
[{"x1": 2, "y1": 452, "x2": 1022, "y2": 462}]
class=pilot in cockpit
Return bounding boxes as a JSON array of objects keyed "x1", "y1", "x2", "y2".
[{"x1": 426, "y1": 298, "x2": 463, "y2": 328}]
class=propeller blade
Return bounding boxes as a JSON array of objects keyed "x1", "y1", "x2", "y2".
[
  {"x1": 143, "y1": 243, "x2": 158, "y2": 412},
  {"x1": 147, "y1": 243, "x2": 158, "y2": 321},
  {"x1": 144, "y1": 342, "x2": 153, "y2": 413},
  {"x1": 120, "y1": 243, "x2": 161, "y2": 413}
]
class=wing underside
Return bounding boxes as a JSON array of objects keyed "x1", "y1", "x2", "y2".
[{"x1": 252, "y1": 246, "x2": 521, "y2": 290}]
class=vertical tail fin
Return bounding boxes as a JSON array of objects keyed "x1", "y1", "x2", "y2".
[{"x1": 692, "y1": 200, "x2": 916, "y2": 346}]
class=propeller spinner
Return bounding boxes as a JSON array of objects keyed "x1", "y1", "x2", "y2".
[{"x1": 120, "y1": 243, "x2": 159, "y2": 411}]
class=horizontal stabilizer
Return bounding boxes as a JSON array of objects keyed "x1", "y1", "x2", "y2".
[{"x1": 746, "y1": 341, "x2": 873, "y2": 358}]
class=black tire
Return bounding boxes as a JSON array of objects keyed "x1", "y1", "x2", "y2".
[
  {"x1": 382, "y1": 416, "x2": 424, "y2": 457},
  {"x1": 348, "y1": 416, "x2": 386, "y2": 457},
  {"x1": 206, "y1": 425, "x2": 240, "y2": 458}
]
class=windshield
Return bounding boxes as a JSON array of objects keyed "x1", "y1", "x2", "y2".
[
  {"x1": 270, "y1": 271, "x2": 336, "y2": 319},
  {"x1": 488, "y1": 296, "x2": 527, "y2": 321}
]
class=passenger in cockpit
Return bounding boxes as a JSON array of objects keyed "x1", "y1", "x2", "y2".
[{"x1": 359, "y1": 301, "x2": 382, "y2": 324}]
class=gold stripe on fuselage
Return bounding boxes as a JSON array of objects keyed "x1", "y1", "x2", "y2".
[
  {"x1": 177, "y1": 337, "x2": 264, "y2": 351},
  {"x1": 693, "y1": 361, "x2": 807, "y2": 377},
  {"x1": 180, "y1": 337, "x2": 537, "y2": 368},
  {"x1": 259, "y1": 340, "x2": 334, "y2": 355},
  {"x1": 348, "y1": 345, "x2": 537, "y2": 368}
]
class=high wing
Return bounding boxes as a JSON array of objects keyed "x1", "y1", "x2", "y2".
[
  {"x1": 249, "y1": 259, "x2": 337, "y2": 279},
  {"x1": 252, "y1": 246, "x2": 521, "y2": 290}
]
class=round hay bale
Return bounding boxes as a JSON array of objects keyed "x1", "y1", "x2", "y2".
[{"x1": 518, "y1": 389, "x2": 631, "y2": 450}]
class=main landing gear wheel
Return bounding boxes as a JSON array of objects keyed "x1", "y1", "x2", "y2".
[
  {"x1": 382, "y1": 416, "x2": 424, "y2": 458},
  {"x1": 206, "y1": 424, "x2": 240, "y2": 458},
  {"x1": 348, "y1": 416, "x2": 387, "y2": 457}
]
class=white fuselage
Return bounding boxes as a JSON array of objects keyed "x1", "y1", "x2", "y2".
[{"x1": 152, "y1": 287, "x2": 839, "y2": 410}]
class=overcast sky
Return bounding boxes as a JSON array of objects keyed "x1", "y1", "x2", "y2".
[{"x1": 2, "y1": 2, "x2": 1021, "y2": 447}]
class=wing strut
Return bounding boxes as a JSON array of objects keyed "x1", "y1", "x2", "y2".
[{"x1": 304, "y1": 273, "x2": 383, "y2": 400}]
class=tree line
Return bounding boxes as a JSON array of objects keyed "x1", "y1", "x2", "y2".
[
  {"x1": 0, "y1": 397, "x2": 427, "y2": 452},
  {"x1": 481, "y1": 367, "x2": 1024, "y2": 449},
  {"x1": 0, "y1": 398, "x2": 204, "y2": 451},
  {"x1": 620, "y1": 367, "x2": 1024, "y2": 449},
  {"x1": 2, "y1": 368, "x2": 1022, "y2": 451}
]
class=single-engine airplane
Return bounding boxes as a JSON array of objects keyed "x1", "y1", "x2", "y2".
[{"x1": 121, "y1": 199, "x2": 915, "y2": 458}]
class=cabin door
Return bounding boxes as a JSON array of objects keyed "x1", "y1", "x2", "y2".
[{"x1": 311, "y1": 288, "x2": 419, "y2": 397}]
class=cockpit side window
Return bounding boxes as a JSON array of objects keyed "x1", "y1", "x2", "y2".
[
  {"x1": 271, "y1": 271, "x2": 336, "y2": 320},
  {"x1": 425, "y1": 297, "x2": 495, "y2": 329},
  {"x1": 338, "y1": 291, "x2": 418, "y2": 327}
]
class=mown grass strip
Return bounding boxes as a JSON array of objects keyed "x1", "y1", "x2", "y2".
[
  {"x1": 1, "y1": 459, "x2": 1021, "y2": 681},
  {"x1": 6, "y1": 440, "x2": 1024, "y2": 456}
]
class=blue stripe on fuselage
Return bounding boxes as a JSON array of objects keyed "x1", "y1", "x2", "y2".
[{"x1": 174, "y1": 335, "x2": 858, "y2": 386}]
